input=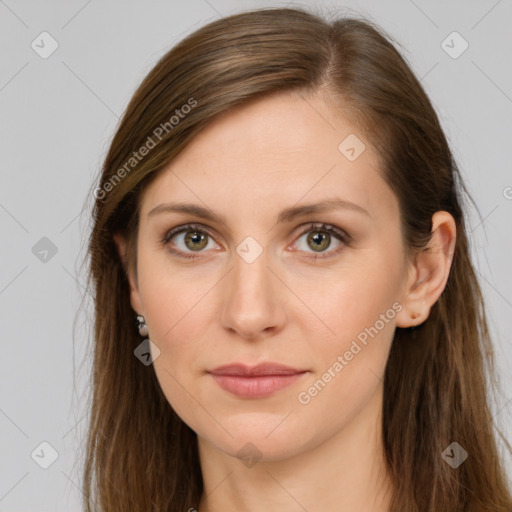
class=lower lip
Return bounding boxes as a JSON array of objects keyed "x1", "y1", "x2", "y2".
[{"x1": 210, "y1": 373, "x2": 306, "y2": 398}]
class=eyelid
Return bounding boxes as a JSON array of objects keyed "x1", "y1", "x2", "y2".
[
  {"x1": 294, "y1": 222, "x2": 351, "y2": 245},
  {"x1": 289, "y1": 223, "x2": 350, "y2": 260},
  {"x1": 162, "y1": 223, "x2": 216, "y2": 245},
  {"x1": 161, "y1": 221, "x2": 351, "y2": 260}
]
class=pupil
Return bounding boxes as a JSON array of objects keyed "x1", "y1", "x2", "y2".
[{"x1": 313, "y1": 233, "x2": 324, "y2": 245}]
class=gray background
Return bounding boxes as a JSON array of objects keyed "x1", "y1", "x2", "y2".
[{"x1": 1, "y1": 0, "x2": 511, "y2": 509}]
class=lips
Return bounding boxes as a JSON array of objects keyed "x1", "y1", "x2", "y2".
[
  {"x1": 209, "y1": 362, "x2": 305, "y2": 376},
  {"x1": 208, "y1": 363, "x2": 308, "y2": 398}
]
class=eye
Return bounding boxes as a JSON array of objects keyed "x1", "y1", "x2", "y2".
[
  {"x1": 292, "y1": 222, "x2": 350, "y2": 260},
  {"x1": 161, "y1": 223, "x2": 219, "y2": 259},
  {"x1": 161, "y1": 222, "x2": 351, "y2": 260}
]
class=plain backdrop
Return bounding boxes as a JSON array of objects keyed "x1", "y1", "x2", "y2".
[{"x1": 1, "y1": 0, "x2": 511, "y2": 509}]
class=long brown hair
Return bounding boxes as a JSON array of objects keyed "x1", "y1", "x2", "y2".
[{"x1": 81, "y1": 6, "x2": 512, "y2": 511}]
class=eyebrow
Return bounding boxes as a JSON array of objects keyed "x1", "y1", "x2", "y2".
[{"x1": 147, "y1": 198, "x2": 371, "y2": 225}]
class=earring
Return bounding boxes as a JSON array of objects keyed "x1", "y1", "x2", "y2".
[
  {"x1": 409, "y1": 311, "x2": 421, "y2": 332},
  {"x1": 136, "y1": 314, "x2": 149, "y2": 337}
]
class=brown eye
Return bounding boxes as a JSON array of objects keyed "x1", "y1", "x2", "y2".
[
  {"x1": 183, "y1": 231, "x2": 209, "y2": 251},
  {"x1": 294, "y1": 223, "x2": 350, "y2": 259},
  {"x1": 162, "y1": 224, "x2": 218, "y2": 259},
  {"x1": 306, "y1": 231, "x2": 331, "y2": 252}
]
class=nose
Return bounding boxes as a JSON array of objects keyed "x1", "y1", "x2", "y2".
[{"x1": 219, "y1": 246, "x2": 286, "y2": 341}]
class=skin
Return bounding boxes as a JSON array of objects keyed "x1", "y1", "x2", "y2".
[{"x1": 115, "y1": 90, "x2": 456, "y2": 512}]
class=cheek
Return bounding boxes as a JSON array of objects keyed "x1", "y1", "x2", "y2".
[
  {"x1": 293, "y1": 256, "x2": 401, "y2": 409},
  {"x1": 136, "y1": 243, "x2": 207, "y2": 338},
  {"x1": 294, "y1": 298, "x2": 396, "y2": 449},
  {"x1": 297, "y1": 253, "x2": 401, "y2": 351},
  {"x1": 137, "y1": 255, "x2": 213, "y2": 428},
  {"x1": 298, "y1": 298, "x2": 396, "y2": 410}
]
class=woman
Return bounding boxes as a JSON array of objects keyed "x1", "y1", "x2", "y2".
[{"x1": 82, "y1": 6, "x2": 512, "y2": 511}]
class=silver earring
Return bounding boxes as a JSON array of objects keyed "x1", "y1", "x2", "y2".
[{"x1": 136, "y1": 314, "x2": 149, "y2": 337}]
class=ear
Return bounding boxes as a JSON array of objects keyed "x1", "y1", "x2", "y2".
[
  {"x1": 396, "y1": 211, "x2": 456, "y2": 328},
  {"x1": 113, "y1": 232, "x2": 144, "y2": 316}
]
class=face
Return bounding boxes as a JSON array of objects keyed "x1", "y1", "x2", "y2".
[{"x1": 126, "y1": 91, "x2": 411, "y2": 461}]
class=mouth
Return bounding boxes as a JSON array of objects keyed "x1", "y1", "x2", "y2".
[{"x1": 208, "y1": 362, "x2": 308, "y2": 398}]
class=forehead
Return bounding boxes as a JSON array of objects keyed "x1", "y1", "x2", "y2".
[{"x1": 139, "y1": 92, "x2": 397, "y2": 225}]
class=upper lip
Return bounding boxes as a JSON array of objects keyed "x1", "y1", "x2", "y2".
[{"x1": 208, "y1": 363, "x2": 306, "y2": 377}]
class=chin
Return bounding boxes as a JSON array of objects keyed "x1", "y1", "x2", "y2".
[
  {"x1": 223, "y1": 436, "x2": 302, "y2": 464},
  {"x1": 197, "y1": 415, "x2": 310, "y2": 463}
]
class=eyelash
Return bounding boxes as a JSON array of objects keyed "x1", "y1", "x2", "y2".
[{"x1": 161, "y1": 222, "x2": 351, "y2": 261}]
